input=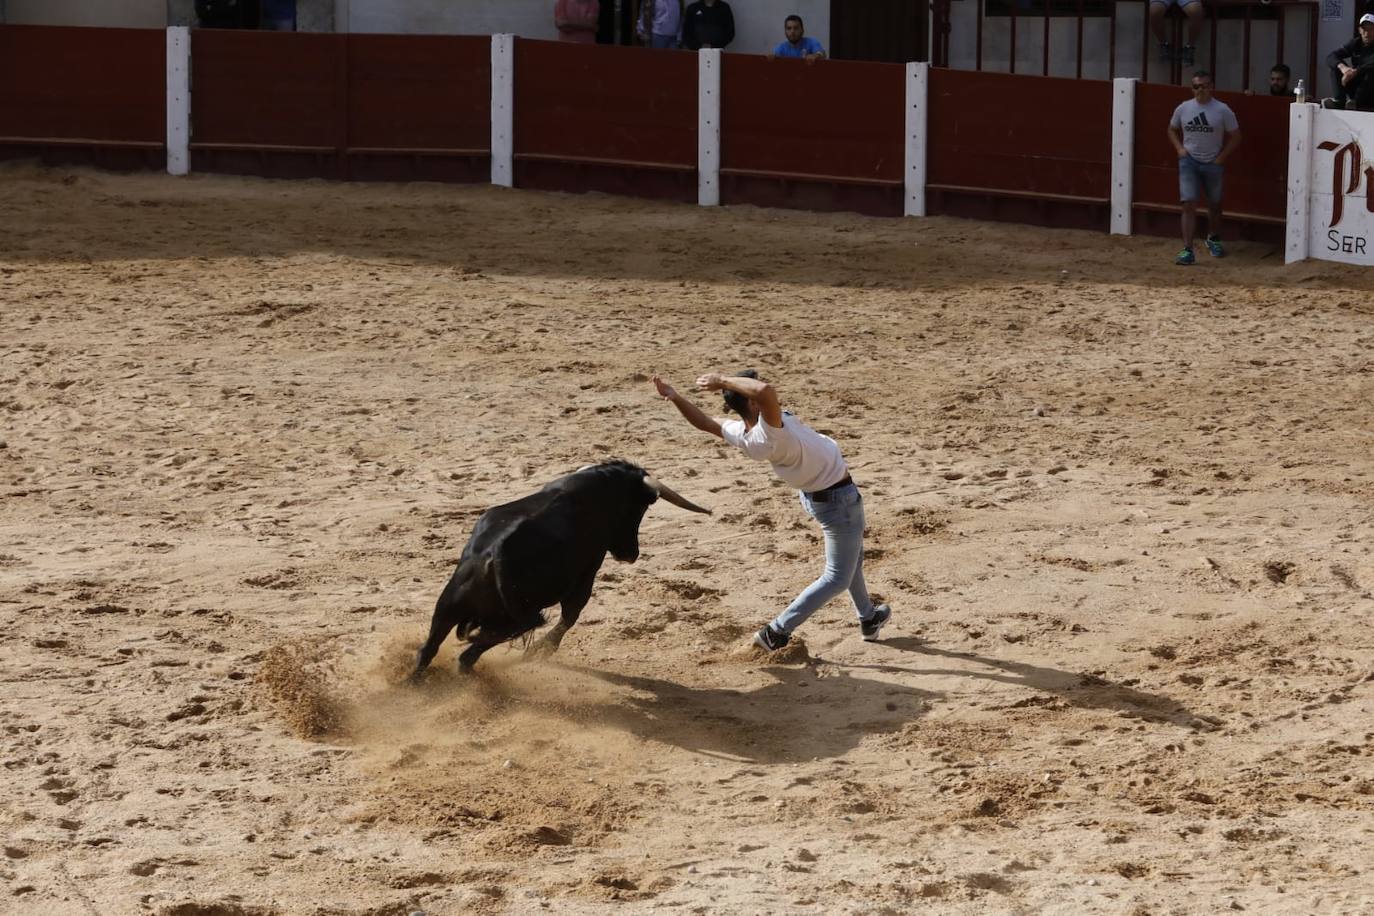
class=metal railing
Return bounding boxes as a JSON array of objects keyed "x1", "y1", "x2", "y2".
[{"x1": 931, "y1": 0, "x2": 1318, "y2": 91}]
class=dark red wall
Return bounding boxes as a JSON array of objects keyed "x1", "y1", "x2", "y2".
[
  {"x1": 0, "y1": 25, "x2": 164, "y2": 169},
  {"x1": 720, "y1": 54, "x2": 904, "y2": 216},
  {"x1": 1133, "y1": 83, "x2": 1287, "y2": 241},
  {"x1": 190, "y1": 30, "x2": 490, "y2": 181},
  {"x1": 192, "y1": 30, "x2": 343, "y2": 148},
  {"x1": 513, "y1": 39, "x2": 697, "y2": 202},
  {"x1": 348, "y1": 35, "x2": 490, "y2": 151},
  {"x1": 927, "y1": 69, "x2": 1113, "y2": 230}
]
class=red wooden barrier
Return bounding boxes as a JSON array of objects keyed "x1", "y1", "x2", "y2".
[
  {"x1": 0, "y1": 25, "x2": 1298, "y2": 244},
  {"x1": 927, "y1": 69, "x2": 1113, "y2": 231},
  {"x1": 0, "y1": 24, "x2": 165, "y2": 170},
  {"x1": 191, "y1": 30, "x2": 490, "y2": 181},
  {"x1": 191, "y1": 30, "x2": 345, "y2": 178},
  {"x1": 514, "y1": 39, "x2": 697, "y2": 203},
  {"x1": 1132, "y1": 82, "x2": 1287, "y2": 243},
  {"x1": 347, "y1": 35, "x2": 490, "y2": 183},
  {"x1": 720, "y1": 54, "x2": 904, "y2": 217}
]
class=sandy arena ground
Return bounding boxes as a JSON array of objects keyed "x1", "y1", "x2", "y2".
[{"x1": 1, "y1": 164, "x2": 1373, "y2": 915}]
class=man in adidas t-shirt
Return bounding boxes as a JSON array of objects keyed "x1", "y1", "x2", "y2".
[
  {"x1": 651, "y1": 370, "x2": 891, "y2": 653},
  {"x1": 1168, "y1": 70, "x2": 1242, "y2": 266}
]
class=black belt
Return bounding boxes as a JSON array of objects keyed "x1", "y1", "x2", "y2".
[{"x1": 806, "y1": 475, "x2": 853, "y2": 502}]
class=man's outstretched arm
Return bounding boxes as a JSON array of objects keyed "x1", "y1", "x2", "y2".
[
  {"x1": 697, "y1": 373, "x2": 783, "y2": 429},
  {"x1": 653, "y1": 375, "x2": 724, "y2": 438}
]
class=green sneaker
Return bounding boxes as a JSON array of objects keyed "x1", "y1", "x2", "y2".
[
  {"x1": 1205, "y1": 235, "x2": 1225, "y2": 258},
  {"x1": 1175, "y1": 248, "x2": 1195, "y2": 266}
]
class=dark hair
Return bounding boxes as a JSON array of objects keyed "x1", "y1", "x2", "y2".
[
  {"x1": 723, "y1": 368, "x2": 759, "y2": 416},
  {"x1": 1271, "y1": 63, "x2": 1291, "y2": 78},
  {"x1": 1192, "y1": 69, "x2": 1213, "y2": 82},
  {"x1": 785, "y1": 14, "x2": 804, "y2": 28}
]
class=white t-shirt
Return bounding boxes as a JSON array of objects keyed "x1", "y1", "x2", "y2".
[
  {"x1": 719, "y1": 412, "x2": 849, "y2": 492},
  {"x1": 1169, "y1": 98, "x2": 1239, "y2": 162}
]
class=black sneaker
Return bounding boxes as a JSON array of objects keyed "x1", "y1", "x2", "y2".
[
  {"x1": 753, "y1": 625, "x2": 790, "y2": 652},
  {"x1": 1180, "y1": 44, "x2": 1196, "y2": 66},
  {"x1": 860, "y1": 604, "x2": 891, "y2": 642}
]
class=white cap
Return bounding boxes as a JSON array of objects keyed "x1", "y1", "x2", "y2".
[{"x1": 1361, "y1": 12, "x2": 1374, "y2": 25}]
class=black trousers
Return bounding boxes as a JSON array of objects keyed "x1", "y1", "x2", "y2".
[{"x1": 1331, "y1": 65, "x2": 1374, "y2": 110}]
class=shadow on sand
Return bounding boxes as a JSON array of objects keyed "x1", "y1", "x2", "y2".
[
  {"x1": 847, "y1": 637, "x2": 1219, "y2": 730},
  {"x1": 538, "y1": 662, "x2": 937, "y2": 764}
]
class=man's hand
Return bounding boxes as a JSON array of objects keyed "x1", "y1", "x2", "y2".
[
  {"x1": 696, "y1": 373, "x2": 725, "y2": 391},
  {"x1": 652, "y1": 375, "x2": 679, "y2": 401},
  {"x1": 1343, "y1": 66, "x2": 1359, "y2": 87}
]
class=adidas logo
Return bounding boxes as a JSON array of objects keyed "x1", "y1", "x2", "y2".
[{"x1": 1184, "y1": 112, "x2": 1214, "y2": 133}]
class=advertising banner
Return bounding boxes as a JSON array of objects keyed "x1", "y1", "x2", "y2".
[{"x1": 1308, "y1": 108, "x2": 1374, "y2": 265}]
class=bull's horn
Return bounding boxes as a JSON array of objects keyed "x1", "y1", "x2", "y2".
[{"x1": 644, "y1": 475, "x2": 712, "y2": 514}]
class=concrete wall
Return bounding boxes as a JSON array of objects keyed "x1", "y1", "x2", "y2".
[
  {"x1": 4, "y1": 0, "x2": 332, "y2": 30},
  {"x1": 5, "y1": 0, "x2": 165, "y2": 27},
  {"x1": 337, "y1": 0, "x2": 830, "y2": 55}
]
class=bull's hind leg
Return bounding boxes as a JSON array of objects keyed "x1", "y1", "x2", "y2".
[
  {"x1": 410, "y1": 612, "x2": 457, "y2": 684},
  {"x1": 456, "y1": 637, "x2": 504, "y2": 673},
  {"x1": 411, "y1": 571, "x2": 474, "y2": 683}
]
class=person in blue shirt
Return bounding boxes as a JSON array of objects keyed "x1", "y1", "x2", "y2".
[{"x1": 769, "y1": 14, "x2": 826, "y2": 61}]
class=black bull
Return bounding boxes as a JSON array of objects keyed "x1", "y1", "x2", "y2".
[{"x1": 410, "y1": 461, "x2": 710, "y2": 680}]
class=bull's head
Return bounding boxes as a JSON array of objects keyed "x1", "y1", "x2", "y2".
[{"x1": 575, "y1": 461, "x2": 710, "y2": 563}]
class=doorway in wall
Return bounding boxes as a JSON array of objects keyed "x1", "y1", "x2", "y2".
[{"x1": 830, "y1": 0, "x2": 928, "y2": 63}]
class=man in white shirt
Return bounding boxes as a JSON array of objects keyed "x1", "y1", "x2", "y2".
[{"x1": 652, "y1": 370, "x2": 891, "y2": 652}]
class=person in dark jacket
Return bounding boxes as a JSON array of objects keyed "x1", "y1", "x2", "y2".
[
  {"x1": 195, "y1": 0, "x2": 257, "y2": 28},
  {"x1": 1325, "y1": 14, "x2": 1374, "y2": 110},
  {"x1": 683, "y1": 0, "x2": 735, "y2": 50}
]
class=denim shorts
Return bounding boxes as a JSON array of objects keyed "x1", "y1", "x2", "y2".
[{"x1": 1178, "y1": 155, "x2": 1223, "y2": 203}]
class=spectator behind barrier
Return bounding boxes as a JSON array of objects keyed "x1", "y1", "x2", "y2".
[
  {"x1": 638, "y1": 0, "x2": 684, "y2": 48},
  {"x1": 555, "y1": 0, "x2": 601, "y2": 43},
  {"x1": 683, "y1": 0, "x2": 735, "y2": 51},
  {"x1": 1242, "y1": 63, "x2": 1292, "y2": 98},
  {"x1": 1323, "y1": 14, "x2": 1374, "y2": 110},
  {"x1": 260, "y1": 0, "x2": 295, "y2": 30},
  {"x1": 768, "y1": 14, "x2": 825, "y2": 61},
  {"x1": 1167, "y1": 70, "x2": 1242, "y2": 267},
  {"x1": 1149, "y1": 0, "x2": 1206, "y2": 67}
]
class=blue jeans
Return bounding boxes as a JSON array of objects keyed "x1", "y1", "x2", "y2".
[
  {"x1": 770, "y1": 483, "x2": 877, "y2": 636},
  {"x1": 1178, "y1": 155, "x2": 1223, "y2": 203},
  {"x1": 649, "y1": 33, "x2": 678, "y2": 48}
]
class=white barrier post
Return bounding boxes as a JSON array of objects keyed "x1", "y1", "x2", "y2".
[
  {"x1": 698, "y1": 49, "x2": 721, "y2": 207},
  {"x1": 904, "y1": 62, "x2": 928, "y2": 218},
  {"x1": 1285, "y1": 102, "x2": 1314, "y2": 264},
  {"x1": 166, "y1": 27, "x2": 191, "y2": 176},
  {"x1": 491, "y1": 34, "x2": 515, "y2": 188},
  {"x1": 1110, "y1": 77, "x2": 1136, "y2": 235}
]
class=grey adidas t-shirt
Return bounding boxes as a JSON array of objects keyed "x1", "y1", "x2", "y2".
[{"x1": 1170, "y1": 98, "x2": 1240, "y2": 162}]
